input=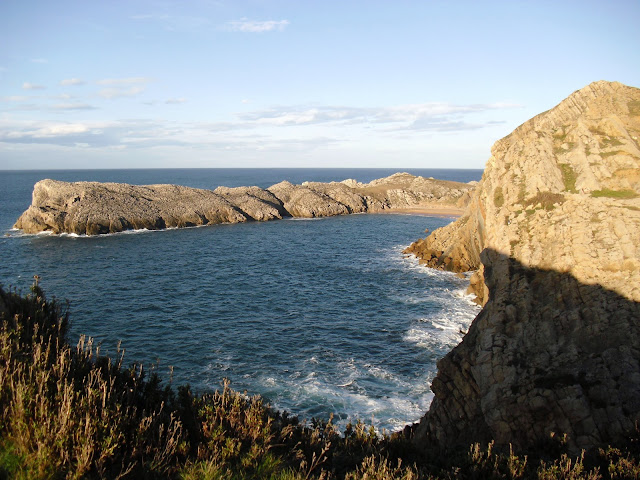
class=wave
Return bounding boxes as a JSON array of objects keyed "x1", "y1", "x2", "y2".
[{"x1": 256, "y1": 371, "x2": 434, "y2": 433}]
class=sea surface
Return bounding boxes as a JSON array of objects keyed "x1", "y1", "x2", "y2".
[{"x1": 0, "y1": 168, "x2": 482, "y2": 432}]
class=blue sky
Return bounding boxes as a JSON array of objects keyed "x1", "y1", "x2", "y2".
[{"x1": 1, "y1": 0, "x2": 639, "y2": 170}]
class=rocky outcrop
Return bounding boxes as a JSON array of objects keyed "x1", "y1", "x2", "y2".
[
  {"x1": 410, "y1": 81, "x2": 640, "y2": 452},
  {"x1": 213, "y1": 186, "x2": 287, "y2": 221},
  {"x1": 267, "y1": 181, "x2": 355, "y2": 218},
  {"x1": 15, "y1": 173, "x2": 474, "y2": 235},
  {"x1": 14, "y1": 181, "x2": 249, "y2": 235}
]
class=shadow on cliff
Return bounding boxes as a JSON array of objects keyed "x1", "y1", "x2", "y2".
[{"x1": 413, "y1": 248, "x2": 640, "y2": 455}]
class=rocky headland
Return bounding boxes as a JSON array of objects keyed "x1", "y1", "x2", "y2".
[
  {"x1": 407, "y1": 81, "x2": 640, "y2": 452},
  {"x1": 14, "y1": 172, "x2": 474, "y2": 235}
]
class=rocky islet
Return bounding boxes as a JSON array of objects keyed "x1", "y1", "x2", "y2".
[{"x1": 14, "y1": 172, "x2": 474, "y2": 235}]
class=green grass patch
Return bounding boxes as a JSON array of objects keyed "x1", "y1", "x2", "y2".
[
  {"x1": 553, "y1": 142, "x2": 575, "y2": 156},
  {"x1": 628, "y1": 99, "x2": 640, "y2": 116},
  {"x1": 600, "y1": 137, "x2": 624, "y2": 148},
  {"x1": 601, "y1": 150, "x2": 624, "y2": 158},
  {"x1": 493, "y1": 186, "x2": 505, "y2": 208},
  {"x1": 589, "y1": 126, "x2": 608, "y2": 136},
  {"x1": 559, "y1": 164, "x2": 577, "y2": 193},
  {"x1": 552, "y1": 129, "x2": 567, "y2": 142},
  {"x1": 517, "y1": 176, "x2": 527, "y2": 204},
  {"x1": 591, "y1": 189, "x2": 639, "y2": 199},
  {"x1": 524, "y1": 191, "x2": 566, "y2": 211}
]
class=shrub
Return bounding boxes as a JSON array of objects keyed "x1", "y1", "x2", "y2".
[
  {"x1": 591, "y1": 189, "x2": 639, "y2": 199},
  {"x1": 524, "y1": 192, "x2": 566, "y2": 211},
  {"x1": 494, "y1": 186, "x2": 505, "y2": 208},
  {"x1": 559, "y1": 164, "x2": 578, "y2": 193},
  {"x1": 1, "y1": 283, "x2": 639, "y2": 479}
]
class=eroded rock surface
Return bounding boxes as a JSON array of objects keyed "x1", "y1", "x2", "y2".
[
  {"x1": 15, "y1": 173, "x2": 474, "y2": 235},
  {"x1": 15, "y1": 180, "x2": 248, "y2": 235},
  {"x1": 410, "y1": 81, "x2": 640, "y2": 452}
]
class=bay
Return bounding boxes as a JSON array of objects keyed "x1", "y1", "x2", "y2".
[{"x1": 0, "y1": 168, "x2": 482, "y2": 431}]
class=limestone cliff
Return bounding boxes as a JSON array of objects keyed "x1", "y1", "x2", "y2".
[
  {"x1": 406, "y1": 80, "x2": 640, "y2": 303},
  {"x1": 14, "y1": 173, "x2": 474, "y2": 235},
  {"x1": 410, "y1": 81, "x2": 640, "y2": 452}
]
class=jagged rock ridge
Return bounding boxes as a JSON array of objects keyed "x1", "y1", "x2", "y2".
[
  {"x1": 409, "y1": 81, "x2": 640, "y2": 452},
  {"x1": 14, "y1": 173, "x2": 474, "y2": 235}
]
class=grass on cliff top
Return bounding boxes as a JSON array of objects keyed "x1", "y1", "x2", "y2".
[
  {"x1": 559, "y1": 164, "x2": 578, "y2": 193},
  {"x1": 628, "y1": 100, "x2": 640, "y2": 116},
  {"x1": 494, "y1": 186, "x2": 505, "y2": 208},
  {"x1": 600, "y1": 150, "x2": 626, "y2": 159},
  {"x1": 524, "y1": 191, "x2": 566, "y2": 212},
  {"x1": 591, "y1": 188, "x2": 639, "y2": 199},
  {"x1": 1, "y1": 283, "x2": 639, "y2": 479},
  {"x1": 599, "y1": 137, "x2": 624, "y2": 148}
]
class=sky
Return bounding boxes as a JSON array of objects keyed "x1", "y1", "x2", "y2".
[{"x1": 1, "y1": 0, "x2": 639, "y2": 170}]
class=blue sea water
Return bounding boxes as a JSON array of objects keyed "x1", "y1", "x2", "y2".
[{"x1": 0, "y1": 168, "x2": 482, "y2": 432}]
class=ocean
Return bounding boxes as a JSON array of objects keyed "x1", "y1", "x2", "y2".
[{"x1": 0, "y1": 168, "x2": 482, "y2": 432}]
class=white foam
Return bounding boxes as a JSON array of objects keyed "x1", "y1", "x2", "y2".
[
  {"x1": 13, "y1": 223, "x2": 219, "y2": 239},
  {"x1": 363, "y1": 364, "x2": 394, "y2": 381}
]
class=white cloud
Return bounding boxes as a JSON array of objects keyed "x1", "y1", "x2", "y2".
[
  {"x1": 31, "y1": 58, "x2": 48, "y2": 64},
  {"x1": 237, "y1": 102, "x2": 523, "y2": 132},
  {"x1": 60, "y1": 78, "x2": 86, "y2": 86},
  {"x1": 51, "y1": 103, "x2": 98, "y2": 111},
  {"x1": 97, "y1": 77, "x2": 152, "y2": 85},
  {"x1": 98, "y1": 86, "x2": 146, "y2": 99},
  {"x1": 95, "y1": 78, "x2": 151, "y2": 99},
  {"x1": 22, "y1": 82, "x2": 46, "y2": 90},
  {"x1": 0, "y1": 97, "x2": 521, "y2": 162},
  {"x1": 225, "y1": 19, "x2": 289, "y2": 33},
  {"x1": 3, "y1": 123, "x2": 90, "y2": 139},
  {"x1": 0, "y1": 119, "x2": 185, "y2": 148},
  {"x1": 1, "y1": 96, "x2": 30, "y2": 102}
]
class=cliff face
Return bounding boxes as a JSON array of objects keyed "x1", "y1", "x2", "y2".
[
  {"x1": 411, "y1": 81, "x2": 640, "y2": 452},
  {"x1": 14, "y1": 173, "x2": 474, "y2": 235}
]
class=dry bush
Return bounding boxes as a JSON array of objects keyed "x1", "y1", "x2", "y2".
[{"x1": 1, "y1": 284, "x2": 639, "y2": 479}]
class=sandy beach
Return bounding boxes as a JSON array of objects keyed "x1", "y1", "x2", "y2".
[{"x1": 376, "y1": 205, "x2": 464, "y2": 217}]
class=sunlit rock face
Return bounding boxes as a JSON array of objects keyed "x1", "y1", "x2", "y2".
[{"x1": 410, "y1": 81, "x2": 640, "y2": 452}]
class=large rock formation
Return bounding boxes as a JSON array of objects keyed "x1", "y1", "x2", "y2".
[
  {"x1": 410, "y1": 81, "x2": 640, "y2": 452},
  {"x1": 14, "y1": 173, "x2": 474, "y2": 235}
]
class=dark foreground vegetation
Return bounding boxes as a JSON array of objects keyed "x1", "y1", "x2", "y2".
[{"x1": 0, "y1": 284, "x2": 638, "y2": 479}]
